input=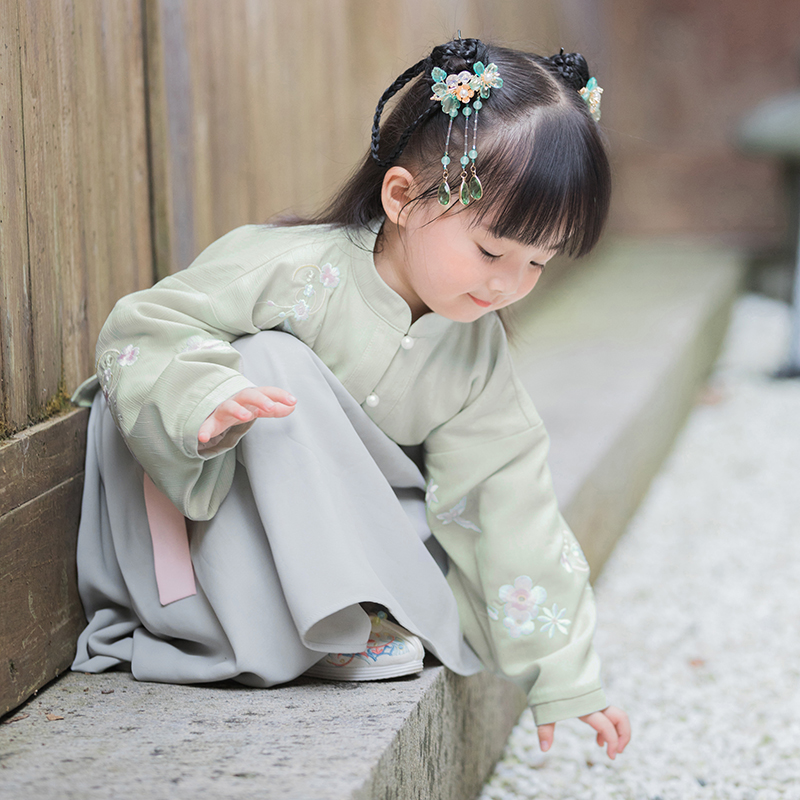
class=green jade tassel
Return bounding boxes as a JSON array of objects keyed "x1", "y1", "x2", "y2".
[
  {"x1": 459, "y1": 178, "x2": 471, "y2": 206},
  {"x1": 438, "y1": 181, "x2": 451, "y2": 206},
  {"x1": 469, "y1": 174, "x2": 483, "y2": 201}
]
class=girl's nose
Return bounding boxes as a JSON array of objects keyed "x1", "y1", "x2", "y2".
[{"x1": 488, "y1": 272, "x2": 519, "y2": 296}]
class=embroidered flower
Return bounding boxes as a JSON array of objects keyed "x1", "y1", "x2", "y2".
[
  {"x1": 182, "y1": 336, "x2": 231, "y2": 353},
  {"x1": 319, "y1": 263, "x2": 340, "y2": 289},
  {"x1": 292, "y1": 300, "x2": 310, "y2": 321},
  {"x1": 262, "y1": 262, "x2": 341, "y2": 322},
  {"x1": 538, "y1": 603, "x2": 572, "y2": 638},
  {"x1": 499, "y1": 576, "x2": 547, "y2": 618},
  {"x1": 579, "y1": 77, "x2": 603, "y2": 122},
  {"x1": 486, "y1": 604, "x2": 499, "y2": 621},
  {"x1": 503, "y1": 615, "x2": 535, "y2": 639},
  {"x1": 117, "y1": 344, "x2": 139, "y2": 366},
  {"x1": 560, "y1": 531, "x2": 590, "y2": 574},
  {"x1": 470, "y1": 61, "x2": 503, "y2": 99},
  {"x1": 436, "y1": 495, "x2": 481, "y2": 532},
  {"x1": 425, "y1": 480, "x2": 439, "y2": 508}
]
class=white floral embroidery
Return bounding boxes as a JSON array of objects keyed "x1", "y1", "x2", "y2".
[
  {"x1": 262, "y1": 262, "x2": 341, "y2": 322},
  {"x1": 97, "y1": 345, "x2": 141, "y2": 435},
  {"x1": 182, "y1": 336, "x2": 232, "y2": 354},
  {"x1": 538, "y1": 603, "x2": 572, "y2": 638},
  {"x1": 503, "y1": 615, "x2": 536, "y2": 639},
  {"x1": 486, "y1": 604, "x2": 499, "y2": 621},
  {"x1": 560, "y1": 530, "x2": 590, "y2": 574},
  {"x1": 436, "y1": 496, "x2": 482, "y2": 532},
  {"x1": 425, "y1": 480, "x2": 439, "y2": 508},
  {"x1": 117, "y1": 344, "x2": 139, "y2": 366}
]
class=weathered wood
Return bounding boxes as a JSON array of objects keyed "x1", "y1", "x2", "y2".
[
  {"x1": 0, "y1": 407, "x2": 89, "y2": 519},
  {"x1": 143, "y1": 0, "x2": 561, "y2": 280},
  {"x1": 71, "y1": 0, "x2": 152, "y2": 382},
  {"x1": 0, "y1": 0, "x2": 33, "y2": 434},
  {"x1": 0, "y1": 473, "x2": 86, "y2": 718},
  {"x1": 17, "y1": 0, "x2": 74, "y2": 412}
]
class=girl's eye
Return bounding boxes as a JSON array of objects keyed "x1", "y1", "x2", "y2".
[{"x1": 478, "y1": 246, "x2": 501, "y2": 260}]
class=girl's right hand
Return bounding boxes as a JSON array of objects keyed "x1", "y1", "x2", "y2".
[{"x1": 198, "y1": 386, "x2": 297, "y2": 444}]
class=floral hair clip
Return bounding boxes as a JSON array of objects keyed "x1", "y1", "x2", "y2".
[
  {"x1": 579, "y1": 77, "x2": 603, "y2": 122},
  {"x1": 430, "y1": 61, "x2": 503, "y2": 206}
]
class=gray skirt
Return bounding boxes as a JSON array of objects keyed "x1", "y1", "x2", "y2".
[{"x1": 72, "y1": 331, "x2": 483, "y2": 685}]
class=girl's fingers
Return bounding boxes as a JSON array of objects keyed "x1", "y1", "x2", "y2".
[
  {"x1": 537, "y1": 723, "x2": 555, "y2": 752},
  {"x1": 198, "y1": 388, "x2": 297, "y2": 442},
  {"x1": 604, "y1": 706, "x2": 632, "y2": 753},
  {"x1": 581, "y1": 712, "x2": 619, "y2": 759},
  {"x1": 259, "y1": 386, "x2": 297, "y2": 406}
]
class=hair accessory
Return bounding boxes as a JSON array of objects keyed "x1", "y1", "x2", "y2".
[
  {"x1": 431, "y1": 61, "x2": 502, "y2": 206},
  {"x1": 579, "y1": 77, "x2": 603, "y2": 122}
]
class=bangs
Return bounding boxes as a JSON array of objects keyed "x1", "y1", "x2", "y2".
[{"x1": 454, "y1": 107, "x2": 610, "y2": 258}]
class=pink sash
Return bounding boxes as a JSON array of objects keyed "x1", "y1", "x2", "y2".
[{"x1": 143, "y1": 473, "x2": 197, "y2": 605}]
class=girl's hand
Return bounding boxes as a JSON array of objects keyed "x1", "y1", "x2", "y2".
[
  {"x1": 198, "y1": 386, "x2": 297, "y2": 444},
  {"x1": 537, "y1": 705, "x2": 631, "y2": 759}
]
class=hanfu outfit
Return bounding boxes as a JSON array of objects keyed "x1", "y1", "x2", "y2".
[{"x1": 73, "y1": 222, "x2": 606, "y2": 725}]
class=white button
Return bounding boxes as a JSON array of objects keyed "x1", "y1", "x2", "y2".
[
  {"x1": 366, "y1": 393, "x2": 380, "y2": 407},
  {"x1": 401, "y1": 336, "x2": 414, "y2": 350}
]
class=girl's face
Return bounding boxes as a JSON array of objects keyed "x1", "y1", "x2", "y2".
[{"x1": 380, "y1": 202, "x2": 557, "y2": 323}]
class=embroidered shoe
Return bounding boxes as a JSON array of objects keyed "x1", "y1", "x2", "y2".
[{"x1": 304, "y1": 612, "x2": 425, "y2": 681}]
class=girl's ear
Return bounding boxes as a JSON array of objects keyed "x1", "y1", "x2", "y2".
[{"x1": 381, "y1": 167, "x2": 417, "y2": 227}]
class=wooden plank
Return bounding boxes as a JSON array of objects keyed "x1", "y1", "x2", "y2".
[
  {"x1": 0, "y1": 0, "x2": 34, "y2": 435},
  {"x1": 72, "y1": 0, "x2": 152, "y2": 385},
  {"x1": 0, "y1": 407, "x2": 89, "y2": 518},
  {"x1": 17, "y1": 0, "x2": 75, "y2": 413},
  {"x1": 0, "y1": 474, "x2": 86, "y2": 717},
  {"x1": 145, "y1": 0, "x2": 195, "y2": 278}
]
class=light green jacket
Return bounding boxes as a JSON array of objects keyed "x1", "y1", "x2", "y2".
[{"x1": 95, "y1": 222, "x2": 607, "y2": 725}]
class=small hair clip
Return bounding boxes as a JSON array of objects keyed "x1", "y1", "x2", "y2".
[
  {"x1": 431, "y1": 61, "x2": 503, "y2": 206},
  {"x1": 579, "y1": 77, "x2": 603, "y2": 122}
]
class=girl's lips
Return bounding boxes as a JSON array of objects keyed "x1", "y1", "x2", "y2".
[{"x1": 469, "y1": 294, "x2": 492, "y2": 308}]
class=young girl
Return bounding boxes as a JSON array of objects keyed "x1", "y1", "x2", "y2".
[{"x1": 72, "y1": 38, "x2": 630, "y2": 758}]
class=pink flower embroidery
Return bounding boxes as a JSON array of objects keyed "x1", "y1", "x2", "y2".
[
  {"x1": 319, "y1": 263, "x2": 340, "y2": 289},
  {"x1": 117, "y1": 345, "x2": 139, "y2": 366},
  {"x1": 499, "y1": 576, "x2": 547, "y2": 618},
  {"x1": 292, "y1": 300, "x2": 310, "y2": 321},
  {"x1": 502, "y1": 615, "x2": 535, "y2": 639}
]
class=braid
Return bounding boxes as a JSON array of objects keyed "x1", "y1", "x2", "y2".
[
  {"x1": 370, "y1": 37, "x2": 490, "y2": 169},
  {"x1": 546, "y1": 48, "x2": 590, "y2": 91},
  {"x1": 370, "y1": 58, "x2": 428, "y2": 168}
]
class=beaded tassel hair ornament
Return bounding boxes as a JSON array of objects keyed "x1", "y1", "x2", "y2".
[{"x1": 431, "y1": 61, "x2": 503, "y2": 206}]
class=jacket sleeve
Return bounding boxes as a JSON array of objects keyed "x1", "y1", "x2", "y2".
[
  {"x1": 423, "y1": 326, "x2": 607, "y2": 726},
  {"x1": 95, "y1": 225, "x2": 339, "y2": 519}
]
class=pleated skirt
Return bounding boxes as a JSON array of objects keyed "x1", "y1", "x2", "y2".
[{"x1": 72, "y1": 331, "x2": 483, "y2": 685}]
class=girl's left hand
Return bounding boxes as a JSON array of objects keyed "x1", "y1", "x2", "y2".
[{"x1": 537, "y1": 705, "x2": 631, "y2": 759}]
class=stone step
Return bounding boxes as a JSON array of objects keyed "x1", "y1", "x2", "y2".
[{"x1": 0, "y1": 239, "x2": 745, "y2": 800}]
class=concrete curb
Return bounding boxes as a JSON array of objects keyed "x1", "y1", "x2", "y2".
[{"x1": 0, "y1": 239, "x2": 745, "y2": 800}]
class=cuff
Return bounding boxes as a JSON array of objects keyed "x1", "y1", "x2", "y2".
[{"x1": 529, "y1": 687, "x2": 608, "y2": 726}]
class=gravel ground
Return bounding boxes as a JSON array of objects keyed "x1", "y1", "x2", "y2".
[{"x1": 479, "y1": 295, "x2": 800, "y2": 800}]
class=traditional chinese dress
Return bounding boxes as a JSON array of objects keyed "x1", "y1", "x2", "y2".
[{"x1": 73, "y1": 222, "x2": 606, "y2": 725}]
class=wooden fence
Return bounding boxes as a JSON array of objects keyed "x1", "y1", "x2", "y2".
[
  {"x1": 0, "y1": 0, "x2": 561, "y2": 716},
  {"x1": 0, "y1": 0, "x2": 560, "y2": 437}
]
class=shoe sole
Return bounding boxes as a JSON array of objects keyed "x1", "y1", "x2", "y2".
[{"x1": 304, "y1": 659, "x2": 424, "y2": 682}]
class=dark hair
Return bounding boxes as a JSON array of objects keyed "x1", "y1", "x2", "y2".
[{"x1": 290, "y1": 39, "x2": 610, "y2": 260}]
